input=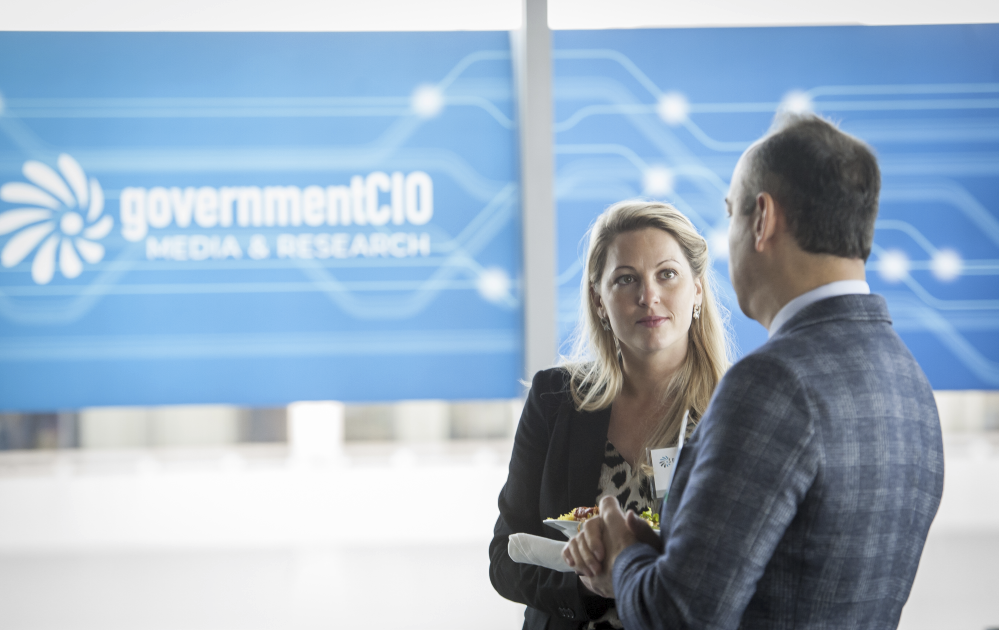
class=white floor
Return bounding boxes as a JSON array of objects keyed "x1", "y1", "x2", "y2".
[
  {"x1": 0, "y1": 534, "x2": 996, "y2": 630},
  {"x1": 0, "y1": 544, "x2": 525, "y2": 629},
  {"x1": 0, "y1": 437, "x2": 996, "y2": 630}
]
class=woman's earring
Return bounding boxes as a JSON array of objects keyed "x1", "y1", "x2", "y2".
[
  {"x1": 693, "y1": 305, "x2": 701, "y2": 320},
  {"x1": 601, "y1": 317, "x2": 611, "y2": 331}
]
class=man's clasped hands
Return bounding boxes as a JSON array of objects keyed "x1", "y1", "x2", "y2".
[{"x1": 562, "y1": 495, "x2": 665, "y2": 598}]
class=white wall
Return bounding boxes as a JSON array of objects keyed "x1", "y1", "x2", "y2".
[
  {"x1": 549, "y1": 0, "x2": 999, "y2": 29},
  {"x1": 0, "y1": 0, "x2": 522, "y2": 31},
  {"x1": 3, "y1": 0, "x2": 997, "y2": 31}
]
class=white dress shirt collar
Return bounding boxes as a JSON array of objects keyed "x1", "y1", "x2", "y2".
[{"x1": 768, "y1": 280, "x2": 871, "y2": 338}]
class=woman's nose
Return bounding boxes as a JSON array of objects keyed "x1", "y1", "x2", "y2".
[{"x1": 638, "y1": 283, "x2": 660, "y2": 306}]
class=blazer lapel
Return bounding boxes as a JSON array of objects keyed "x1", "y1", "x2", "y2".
[{"x1": 566, "y1": 405, "x2": 611, "y2": 508}]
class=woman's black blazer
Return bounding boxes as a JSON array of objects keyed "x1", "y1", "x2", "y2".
[{"x1": 489, "y1": 367, "x2": 614, "y2": 630}]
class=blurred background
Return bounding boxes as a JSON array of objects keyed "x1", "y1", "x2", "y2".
[{"x1": 1, "y1": 1, "x2": 997, "y2": 628}]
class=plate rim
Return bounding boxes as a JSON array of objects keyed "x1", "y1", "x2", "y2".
[
  {"x1": 543, "y1": 518, "x2": 581, "y2": 538},
  {"x1": 542, "y1": 517, "x2": 660, "y2": 534}
]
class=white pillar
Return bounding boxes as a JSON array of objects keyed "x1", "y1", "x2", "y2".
[
  {"x1": 288, "y1": 401, "x2": 345, "y2": 464},
  {"x1": 514, "y1": 0, "x2": 557, "y2": 383},
  {"x1": 79, "y1": 407, "x2": 152, "y2": 448},
  {"x1": 394, "y1": 400, "x2": 450, "y2": 442},
  {"x1": 149, "y1": 405, "x2": 239, "y2": 447}
]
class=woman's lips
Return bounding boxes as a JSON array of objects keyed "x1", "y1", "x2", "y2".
[{"x1": 637, "y1": 316, "x2": 668, "y2": 328}]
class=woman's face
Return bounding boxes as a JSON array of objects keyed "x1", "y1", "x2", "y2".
[{"x1": 593, "y1": 228, "x2": 703, "y2": 361}]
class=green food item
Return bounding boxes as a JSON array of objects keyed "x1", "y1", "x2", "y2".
[{"x1": 639, "y1": 508, "x2": 660, "y2": 527}]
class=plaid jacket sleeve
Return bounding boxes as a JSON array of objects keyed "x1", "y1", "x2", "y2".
[{"x1": 613, "y1": 353, "x2": 819, "y2": 630}]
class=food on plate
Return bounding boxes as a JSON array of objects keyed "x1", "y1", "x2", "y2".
[
  {"x1": 555, "y1": 506, "x2": 599, "y2": 522},
  {"x1": 549, "y1": 505, "x2": 660, "y2": 532},
  {"x1": 639, "y1": 507, "x2": 660, "y2": 529}
]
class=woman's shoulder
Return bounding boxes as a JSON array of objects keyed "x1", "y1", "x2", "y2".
[
  {"x1": 536, "y1": 367, "x2": 597, "y2": 416},
  {"x1": 529, "y1": 366, "x2": 573, "y2": 400},
  {"x1": 533, "y1": 362, "x2": 608, "y2": 409}
]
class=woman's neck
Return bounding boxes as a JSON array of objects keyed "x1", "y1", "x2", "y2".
[{"x1": 619, "y1": 343, "x2": 687, "y2": 401}]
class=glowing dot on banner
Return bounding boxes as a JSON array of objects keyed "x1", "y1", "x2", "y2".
[
  {"x1": 657, "y1": 92, "x2": 689, "y2": 126},
  {"x1": 411, "y1": 84, "x2": 444, "y2": 118},
  {"x1": 878, "y1": 249, "x2": 910, "y2": 283},
  {"x1": 780, "y1": 90, "x2": 814, "y2": 114},
  {"x1": 60, "y1": 212, "x2": 84, "y2": 235},
  {"x1": 708, "y1": 228, "x2": 729, "y2": 261},
  {"x1": 931, "y1": 249, "x2": 963, "y2": 282},
  {"x1": 643, "y1": 166, "x2": 674, "y2": 196},
  {"x1": 477, "y1": 267, "x2": 511, "y2": 303}
]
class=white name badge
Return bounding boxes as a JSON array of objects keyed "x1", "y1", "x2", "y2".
[
  {"x1": 650, "y1": 446, "x2": 679, "y2": 499},
  {"x1": 649, "y1": 411, "x2": 689, "y2": 500}
]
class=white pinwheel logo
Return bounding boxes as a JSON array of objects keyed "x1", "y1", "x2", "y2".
[{"x1": 0, "y1": 154, "x2": 113, "y2": 285}]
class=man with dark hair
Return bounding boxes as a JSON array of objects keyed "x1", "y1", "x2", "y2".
[
  {"x1": 564, "y1": 113, "x2": 944, "y2": 629},
  {"x1": 740, "y1": 114, "x2": 881, "y2": 260}
]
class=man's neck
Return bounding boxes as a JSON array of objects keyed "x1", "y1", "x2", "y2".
[{"x1": 752, "y1": 253, "x2": 867, "y2": 330}]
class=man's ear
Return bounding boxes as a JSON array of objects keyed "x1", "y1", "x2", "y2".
[{"x1": 753, "y1": 192, "x2": 779, "y2": 253}]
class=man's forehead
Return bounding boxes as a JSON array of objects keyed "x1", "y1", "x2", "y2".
[
  {"x1": 729, "y1": 144, "x2": 759, "y2": 191},
  {"x1": 734, "y1": 144, "x2": 758, "y2": 173}
]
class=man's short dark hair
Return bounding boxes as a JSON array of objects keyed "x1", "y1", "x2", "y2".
[{"x1": 742, "y1": 113, "x2": 880, "y2": 261}]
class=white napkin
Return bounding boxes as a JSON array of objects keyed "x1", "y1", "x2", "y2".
[{"x1": 508, "y1": 533, "x2": 574, "y2": 572}]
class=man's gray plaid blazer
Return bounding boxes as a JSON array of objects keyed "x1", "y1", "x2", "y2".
[{"x1": 613, "y1": 294, "x2": 944, "y2": 629}]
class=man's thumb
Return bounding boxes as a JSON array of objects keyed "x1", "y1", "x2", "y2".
[
  {"x1": 599, "y1": 495, "x2": 626, "y2": 528},
  {"x1": 626, "y1": 511, "x2": 664, "y2": 552}
]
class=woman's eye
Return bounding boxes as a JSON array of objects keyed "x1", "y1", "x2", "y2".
[
  {"x1": 615, "y1": 275, "x2": 634, "y2": 285},
  {"x1": 661, "y1": 269, "x2": 677, "y2": 280}
]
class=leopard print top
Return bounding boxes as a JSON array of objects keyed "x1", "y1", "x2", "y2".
[
  {"x1": 584, "y1": 441, "x2": 656, "y2": 630},
  {"x1": 597, "y1": 441, "x2": 656, "y2": 514}
]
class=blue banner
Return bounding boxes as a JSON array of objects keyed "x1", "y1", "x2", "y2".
[
  {"x1": 554, "y1": 24, "x2": 999, "y2": 390},
  {"x1": 0, "y1": 32, "x2": 521, "y2": 409}
]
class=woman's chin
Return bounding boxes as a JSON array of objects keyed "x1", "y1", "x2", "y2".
[{"x1": 622, "y1": 334, "x2": 687, "y2": 357}]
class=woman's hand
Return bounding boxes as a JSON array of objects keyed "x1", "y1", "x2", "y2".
[
  {"x1": 565, "y1": 516, "x2": 615, "y2": 598},
  {"x1": 580, "y1": 574, "x2": 615, "y2": 599},
  {"x1": 563, "y1": 515, "x2": 607, "y2": 578},
  {"x1": 564, "y1": 496, "x2": 668, "y2": 600}
]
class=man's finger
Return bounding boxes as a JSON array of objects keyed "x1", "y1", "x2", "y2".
[
  {"x1": 599, "y1": 495, "x2": 628, "y2": 534},
  {"x1": 597, "y1": 495, "x2": 640, "y2": 574},
  {"x1": 625, "y1": 511, "x2": 664, "y2": 552}
]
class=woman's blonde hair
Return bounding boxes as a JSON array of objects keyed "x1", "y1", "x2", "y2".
[{"x1": 562, "y1": 200, "x2": 731, "y2": 472}]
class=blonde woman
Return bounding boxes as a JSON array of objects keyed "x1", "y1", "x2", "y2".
[{"x1": 489, "y1": 201, "x2": 730, "y2": 630}]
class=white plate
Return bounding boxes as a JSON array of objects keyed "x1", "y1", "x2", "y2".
[
  {"x1": 543, "y1": 519, "x2": 584, "y2": 539},
  {"x1": 544, "y1": 517, "x2": 661, "y2": 540}
]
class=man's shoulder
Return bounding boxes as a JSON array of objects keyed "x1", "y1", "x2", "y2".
[
  {"x1": 709, "y1": 350, "x2": 811, "y2": 424},
  {"x1": 726, "y1": 343, "x2": 805, "y2": 388},
  {"x1": 693, "y1": 348, "x2": 817, "y2": 462},
  {"x1": 775, "y1": 293, "x2": 892, "y2": 342},
  {"x1": 731, "y1": 293, "x2": 935, "y2": 422},
  {"x1": 731, "y1": 297, "x2": 895, "y2": 372},
  {"x1": 758, "y1": 294, "x2": 901, "y2": 364}
]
